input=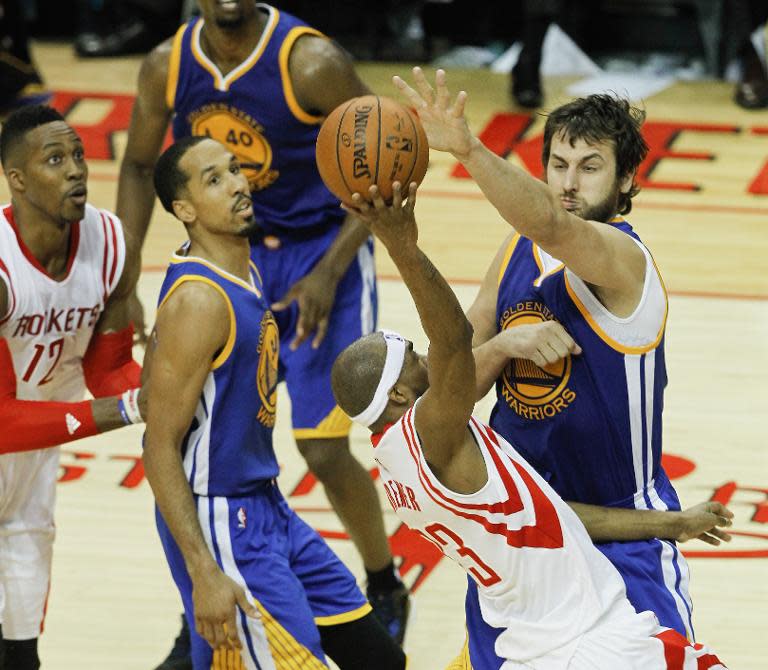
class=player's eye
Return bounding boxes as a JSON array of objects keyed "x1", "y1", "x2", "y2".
[
  {"x1": 74, "y1": 148, "x2": 85, "y2": 161},
  {"x1": 47, "y1": 154, "x2": 62, "y2": 165},
  {"x1": 209, "y1": 174, "x2": 220, "y2": 185},
  {"x1": 230, "y1": 164, "x2": 240, "y2": 174}
]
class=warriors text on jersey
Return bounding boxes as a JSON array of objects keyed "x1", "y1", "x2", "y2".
[{"x1": 490, "y1": 218, "x2": 695, "y2": 638}]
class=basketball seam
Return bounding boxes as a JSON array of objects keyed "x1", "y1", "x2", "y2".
[
  {"x1": 374, "y1": 95, "x2": 381, "y2": 186},
  {"x1": 335, "y1": 99, "x2": 358, "y2": 202},
  {"x1": 402, "y1": 109, "x2": 419, "y2": 188}
]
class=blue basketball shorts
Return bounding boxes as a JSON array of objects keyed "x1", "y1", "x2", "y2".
[
  {"x1": 155, "y1": 481, "x2": 371, "y2": 669},
  {"x1": 596, "y1": 538, "x2": 694, "y2": 640},
  {"x1": 250, "y1": 223, "x2": 377, "y2": 440},
  {"x1": 597, "y1": 474, "x2": 695, "y2": 641}
]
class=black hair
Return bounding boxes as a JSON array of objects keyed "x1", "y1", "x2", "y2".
[
  {"x1": 542, "y1": 94, "x2": 648, "y2": 215},
  {"x1": 0, "y1": 105, "x2": 67, "y2": 168},
  {"x1": 153, "y1": 136, "x2": 208, "y2": 214}
]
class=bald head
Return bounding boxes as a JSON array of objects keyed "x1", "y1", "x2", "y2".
[{"x1": 331, "y1": 333, "x2": 387, "y2": 418}]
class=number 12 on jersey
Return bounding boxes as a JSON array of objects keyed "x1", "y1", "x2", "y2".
[{"x1": 22, "y1": 338, "x2": 64, "y2": 385}]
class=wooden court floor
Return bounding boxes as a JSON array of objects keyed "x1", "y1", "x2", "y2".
[{"x1": 3, "y1": 43, "x2": 767, "y2": 668}]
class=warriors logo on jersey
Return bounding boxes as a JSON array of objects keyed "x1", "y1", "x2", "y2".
[
  {"x1": 189, "y1": 104, "x2": 279, "y2": 191},
  {"x1": 256, "y1": 309, "x2": 278, "y2": 427},
  {"x1": 498, "y1": 301, "x2": 577, "y2": 421}
]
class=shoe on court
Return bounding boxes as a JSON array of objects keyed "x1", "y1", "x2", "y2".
[
  {"x1": 367, "y1": 583, "x2": 411, "y2": 646},
  {"x1": 153, "y1": 615, "x2": 192, "y2": 670}
]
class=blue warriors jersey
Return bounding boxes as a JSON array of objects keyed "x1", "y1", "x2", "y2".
[
  {"x1": 490, "y1": 218, "x2": 696, "y2": 639},
  {"x1": 156, "y1": 251, "x2": 280, "y2": 496},
  {"x1": 167, "y1": 3, "x2": 345, "y2": 232},
  {"x1": 491, "y1": 217, "x2": 670, "y2": 508}
]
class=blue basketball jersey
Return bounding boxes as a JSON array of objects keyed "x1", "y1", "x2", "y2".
[
  {"x1": 490, "y1": 218, "x2": 673, "y2": 510},
  {"x1": 167, "y1": 4, "x2": 344, "y2": 232},
  {"x1": 156, "y1": 252, "x2": 280, "y2": 496}
]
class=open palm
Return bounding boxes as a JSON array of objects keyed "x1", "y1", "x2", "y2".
[{"x1": 393, "y1": 67, "x2": 475, "y2": 159}]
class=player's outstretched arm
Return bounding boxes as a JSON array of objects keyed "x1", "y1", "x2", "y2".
[
  {"x1": 568, "y1": 501, "x2": 734, "y2": 545},
  {"x1": 394, "y1": 68, "x2": 645, "y2": 300},
  {"x1": 142, "y1": 282, "x2": 258, "y2": 652},
  {"x1": 349, "y1": 183, "x2": 476, "y2": 471}
]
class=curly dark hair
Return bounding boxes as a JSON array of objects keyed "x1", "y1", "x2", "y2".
[{"x1": 542, "y1": 94, "x2": 648, "y2": 215}]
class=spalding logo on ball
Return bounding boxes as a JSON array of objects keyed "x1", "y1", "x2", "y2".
[{"x1": 315, "y1": 95, "x2": 429, "y2": 205}]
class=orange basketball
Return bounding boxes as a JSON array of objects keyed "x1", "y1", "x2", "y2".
[{"x1": 315, "y1": 95, "x2": 429, "y2": 205}]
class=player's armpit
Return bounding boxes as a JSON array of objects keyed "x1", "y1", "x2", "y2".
[{"x1": 466, "y1": 233, "x2": 515, "y2": 348}]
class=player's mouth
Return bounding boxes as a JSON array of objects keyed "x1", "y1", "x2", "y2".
[
  {"x1": 560, "y1": 197, "x2": 580, "y2": 212},
  {"x1": 216, "y1": 0, "x2": 240, "y2": 10},
  {"x1": 233, "y1": 195, "x2": 253, "y2": 217},
  {"x1": 67, "y1": 184, "x2": 87, "y2": 206}
]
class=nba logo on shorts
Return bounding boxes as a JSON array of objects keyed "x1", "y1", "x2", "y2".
[{"x1": 237, "y1": 507, "x2": 247, "y2": 529}]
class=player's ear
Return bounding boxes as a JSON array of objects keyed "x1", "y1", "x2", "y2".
[
  {"x1": 5, "y1": 167, "x2": 25, "y2": 192},
  {"x1": 619, "y1": 169, "x2": 635, "y2": 194},
  {"x1": 173, "y1": 199, "x2": 195, "y2": 224},
  {"x1": 388, "y1": 384, "x2": 411, "y2": 406}
]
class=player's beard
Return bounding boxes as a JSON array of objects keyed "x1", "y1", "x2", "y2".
[
  {"x1": 236, "y1": 215, "x2": 260, "y2": 238},
  {"x1": 575, "y1": 182, "x2": 622, "y2": 223},
  {"x1": 215, "y1": 14, "x2": 245, "y2": 29}
]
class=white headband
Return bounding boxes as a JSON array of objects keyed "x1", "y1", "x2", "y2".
[{"x1": 350, "y1": 330, "x2": 407, "y2": 428}]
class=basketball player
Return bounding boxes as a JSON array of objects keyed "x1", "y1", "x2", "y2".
[
  {"x1": 331, "y1": 182, "x2": 728, "y2": 669},
  {"x1": 0, "y1": 105, "x2": 144, "y2": 670},
  {"x1": 117, "y1": 3, "x2": 407, "y2": 661},
  {"x1": 142, "y1": 136, "x2": 406, "y2": 670},
  {"x1": 392, "y1": 68, "x2": 713, "y2": 638}
]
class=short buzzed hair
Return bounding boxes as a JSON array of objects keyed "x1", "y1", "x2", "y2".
[
  {"x1": 331, "y1": 334, "x2": 387, "y2": 418},
  {"x1": 0, "y1": 105, "x2": 67, "y2": 168},
  {"x1": 153, "y1": 135, "x2": 208, "y2": 214}
]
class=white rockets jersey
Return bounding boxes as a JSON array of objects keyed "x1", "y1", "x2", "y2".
[
  {"x1": 373, "y1": 400, "x2": 660, "y2": 666},
  {"x1": 0, "y1": 203, "x2": 125, "y2": 402}
]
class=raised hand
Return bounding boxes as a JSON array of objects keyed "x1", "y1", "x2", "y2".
[
  {"x1": 347, "y1": 182, "x2": 418, "y2": 252},
  {"x1": 393, "y1": 67, "x2": 475, "y2": 160}
]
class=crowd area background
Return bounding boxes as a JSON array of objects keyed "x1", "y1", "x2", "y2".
[{"x1": 2, "y1": 0, "x2": 767, "y2": 112}]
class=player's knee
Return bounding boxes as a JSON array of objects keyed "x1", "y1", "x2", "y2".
[
  {"x1": 296, "y1": 437, "x2": 352, "y2": 480},
  {"x1": 3, "y1": 637, "x2": 40, "y2": 670}
]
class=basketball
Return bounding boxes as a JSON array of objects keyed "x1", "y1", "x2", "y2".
[{"x1": 315, "y1": 95, "x2": 429, "y2": 205}]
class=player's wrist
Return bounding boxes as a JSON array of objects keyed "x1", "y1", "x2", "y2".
[{"x1": 117, "y1": 388, "x2": 143, "y2": 425}]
